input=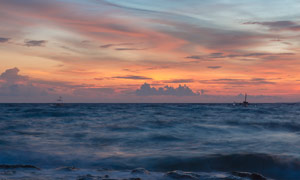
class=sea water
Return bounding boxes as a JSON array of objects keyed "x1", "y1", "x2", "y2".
[{"x1": 0, "y1": 103, "x2": 299, "y2": 180}]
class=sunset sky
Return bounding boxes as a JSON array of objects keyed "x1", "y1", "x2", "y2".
[{"x1": 0, "y1": 0, "x2": 300, "y2": 102}]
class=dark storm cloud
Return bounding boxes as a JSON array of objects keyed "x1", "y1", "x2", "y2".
[
  {"x1": 136, "y1": 83, "x2": 199, "y2": 96},
  {"x1": 113, "y1": 75, "x2": 152, "y2": 80},
  {"x1": 24, "y1": 40, "x2": 47, "y2": 47}
]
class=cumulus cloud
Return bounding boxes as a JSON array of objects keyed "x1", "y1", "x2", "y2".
[
  {"x1": 0, "y1": 68, "x2": 46, "y2": 97},
  {"x1": 0, "y1": 83, "x2": 47, "y2": 97},
  {"x1": 0, "y1": 67, "x2": 28, "y2": 83},
  {"x1": 200, "y1": 89, "x2": 207, "y2": 95},
  {"x1": 0, "y1": 68, "x2": 120, "y2": 102},
  {"x1": 24, "y1": 40, "x2": 47, "y2": 47},
  {"x1": 0, "y1": 68, "x2": 291, "y2": 103},
  {"x1": 0, "y1": 68, "x2": 119, "y2": 101},
  {"x1": 0, "y1": 37, "x2": 10, "y2": 43},
  {"x1": 136, "y1": 83, "x2": 199, "y2": 96},
  {"x1": 113, "y1": 75, "x2": 152, "y2": 80}
]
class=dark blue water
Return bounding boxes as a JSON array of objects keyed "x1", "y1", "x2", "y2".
[{"x1": 0, "y1": 103, "x2": 300, "y2": 180}]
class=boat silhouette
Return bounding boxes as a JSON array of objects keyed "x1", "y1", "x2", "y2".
[
  {"x1": 242, "y1": 93, "x2": 249, "y2": 107},
  {"x1": 55, "y1": 96, "x2": 64, "y2": 106},
  {"x1": 234, "y1": 93, "x2": 249, "y2": 107}
]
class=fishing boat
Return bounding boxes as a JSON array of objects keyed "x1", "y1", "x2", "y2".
[
  {"x1": 242, "y1": 93, "x2": 249, "y2": 107},
  {"x1": 56, "y1": 96, "x2": 63, "y2": 106},
  {"x1": 233, "y1": 93, "x2": 249, "y2": 107}
]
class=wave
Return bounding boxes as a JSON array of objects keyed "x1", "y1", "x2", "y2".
[
  {"x1": 226, "y1": 120, "x2": 300, "y2": 132},
  {"x1": 1, "y1": 151, "x2": 300, "y2": 179},
  {"x1": 1, "y1": 104, "x2": 300, "y2": 180},
  {"x1": 109, "y1": 153, "x2": 300, "y2": 180},
  {"x1": 0, "y1": 166, "x2": 270, "y2": 180}
]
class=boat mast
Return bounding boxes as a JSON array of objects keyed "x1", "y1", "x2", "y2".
[{"x1": 57, "y1": 96, "x2": 63, "y2": 103}]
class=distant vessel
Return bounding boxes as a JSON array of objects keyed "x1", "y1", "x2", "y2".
[
  {"x1": 234, "y1": 93, "x2": 249, "y2": 107},
  {"x1": 56, "y1": 96, "x2": 63, "y2": 106},
  {"x1": 242, "y1": 93, "x2": 249, "y2": 107}
]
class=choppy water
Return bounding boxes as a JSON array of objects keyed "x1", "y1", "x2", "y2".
[{"x1": 0, "y1": 103, "x2": 300, "y2": 180}]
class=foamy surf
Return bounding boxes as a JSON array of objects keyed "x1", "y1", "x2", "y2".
[{"x1": 0, "y1": 165, "x2": 271, "y2": 180}]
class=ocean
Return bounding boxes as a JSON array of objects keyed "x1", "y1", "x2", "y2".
[{"x1": 0, "y1": 103, "x2": 299, "y2": 180}]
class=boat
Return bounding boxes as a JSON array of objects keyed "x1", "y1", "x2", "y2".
[
  {"x1": 233, "y1": 93, "x2": 249, "y2": 107},
  {"x1": 55, "y1": 96, "x2": 64, "y2": 106},
  {"x1": 242, "y1": 93, "x2": 249, "y2": 107}
]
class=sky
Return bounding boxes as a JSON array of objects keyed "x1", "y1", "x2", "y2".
[{"x1": 0, "y1": 0, "x2": 300, "y2": 103}]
